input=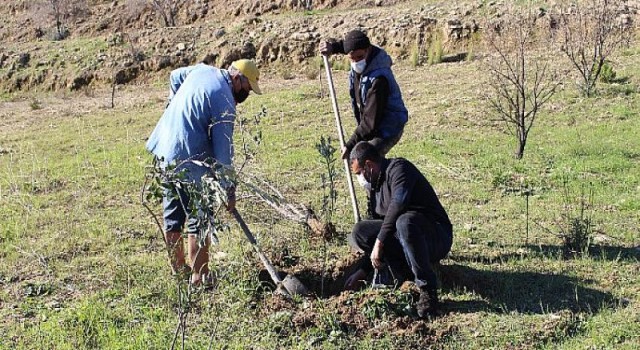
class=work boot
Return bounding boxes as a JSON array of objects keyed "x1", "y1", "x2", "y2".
[{"x1": 417, "y1": 288, "x2": 439, "y2": 318}]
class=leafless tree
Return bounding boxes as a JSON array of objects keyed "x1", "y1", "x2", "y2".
[
  {"x1": 558, "y1": 0, "x2": 633, "y2": 97},
  {"x1": 485, "y1": 12, "x2": 562, "y2": 159},
  {"x1": 38, "y1": 0, "x2": 88, "y2": 40},
  {"x1": 150, "y1": 0, "x2": 186, "y2": 27}
]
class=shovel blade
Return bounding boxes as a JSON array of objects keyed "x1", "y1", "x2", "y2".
[{"x1": 282, "y1": 274, "x2": 309, "y2": 296}]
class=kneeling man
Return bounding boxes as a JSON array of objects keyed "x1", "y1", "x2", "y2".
[{"x1": 344, "y1": 141, "x2": 453, "y2": 317}]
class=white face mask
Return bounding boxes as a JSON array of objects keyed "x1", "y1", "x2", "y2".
[
  {"x1": 351, "y1": 59, "x2": 367, "y2": 74},
  {"x1": 356, "y1": 173, "x2": 371, "y2": 191}
]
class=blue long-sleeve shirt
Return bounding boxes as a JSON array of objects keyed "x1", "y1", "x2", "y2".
[
  {"x1": 167, "y1": 64, "x2": 200, "y2": 102},
  {"x1": 146, "y1": 64, "x2": 235, "y2": 182}
]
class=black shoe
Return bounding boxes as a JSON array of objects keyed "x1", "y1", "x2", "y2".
[{"x1": 417, "y1": 288, "x2": 439, "y2": 318}]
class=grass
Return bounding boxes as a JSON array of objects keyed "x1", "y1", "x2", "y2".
[
  {"x1": 1, "y1": 32, "x2": 639, "y2": 350},
  {"x1": 0, "y1": 36, "x2": 109, "y2": 92}
]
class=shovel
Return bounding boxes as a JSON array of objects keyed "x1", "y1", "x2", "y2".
[
  {"x1": 231, "y1": 208, "x2": 309, "y2": 297},
  {"x1": 322, "y1": 54, "x2": 361, "y2": 224}
]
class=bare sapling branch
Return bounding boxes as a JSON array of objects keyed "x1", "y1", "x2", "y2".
[
  {"x1": 150, "y1": 0, "x2": 186, "y2": 27},
  {"x1": 558, "y1": 0, "x2": 633, "y2": 96},
  {"x1": 35, "y1": 0, "x2": 89, "y2": 40},
  {"x1": 484, "y1": 9, "x2": 562, "y2": 159}
]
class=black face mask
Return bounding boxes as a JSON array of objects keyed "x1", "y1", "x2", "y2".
[{"x1": 233, "y1": 87, "x2": 250, "y2": 104}]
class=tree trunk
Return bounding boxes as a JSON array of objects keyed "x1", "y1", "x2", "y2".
[{"x1": 516, "y1": 126, "x2": 526, "y2": 159}]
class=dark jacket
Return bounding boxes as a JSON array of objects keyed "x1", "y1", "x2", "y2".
[
  {"x1": 330, "y1": 42, "x2": 408, "y2": 151},
  {"x1": 373, "y1": 158, "x2": 452, "y2": 243}
]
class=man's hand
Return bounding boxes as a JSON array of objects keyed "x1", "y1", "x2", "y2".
[
  {"x1": 344, "y1": 268, "x2": 367, "y2": 290},
  {"x1": 226, "y1": 186, "x2": 236, "y2": 212},
  {"x1": 319, "y1": 41, "x2": 333, "y2": 56},
  {"x1": 341, "y1": 146, "x2": 350, "y2": 160},
  {"x1": 370, "y1": 239, "x2": 384, "y2": 269}
]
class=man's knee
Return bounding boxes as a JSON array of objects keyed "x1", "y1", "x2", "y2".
[
  {"x1": 395, "y1": 213, "x2": 415, "y2": 240},
  {"x1": 349, "y1": 222, "x2": 368, "y2": 250},
  {"x1": 350, "y1": 221, "x2": 379, "y2": 252},
  {"x1": 347, "y1": 233, "x2": 364, "y2": 253}
]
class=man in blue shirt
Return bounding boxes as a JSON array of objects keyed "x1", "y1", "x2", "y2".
[{"x1": 146, "y1": 59, "x2": 262, "y2": 286}]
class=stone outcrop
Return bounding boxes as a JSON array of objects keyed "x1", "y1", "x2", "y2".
[{"x1": 0, "y1": 0, "x2": 636, "y2": 92}]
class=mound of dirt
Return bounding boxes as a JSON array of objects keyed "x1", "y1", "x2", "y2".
[{"x1": 252, "y1": 252, "x2": 451, "y2": 343}]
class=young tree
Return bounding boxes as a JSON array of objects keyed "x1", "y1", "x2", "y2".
[
  {"x1": 150, "y1": 0, "x2": 186, "y2": 27},
  {"x1": 39, "y1": 0, "x2": 88, "y2": 40},
  {"x1": 485, "y1": 11, "x2": 561, "y2": 159},
  {"x1": 558, "y1": 0, "x2": 632, "y2": 97}
]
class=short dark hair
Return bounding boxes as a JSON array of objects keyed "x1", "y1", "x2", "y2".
[{"x1": 350, "y1": 141, "x2": 382, "y2": 167}]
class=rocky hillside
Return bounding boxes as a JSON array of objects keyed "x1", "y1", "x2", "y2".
[{"x1": 0, "y1": 0, "x2": 636, "y2": 93}]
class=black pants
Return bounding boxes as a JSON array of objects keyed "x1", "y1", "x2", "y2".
[{"x1": 348, "y1": 211, "x2": 452, "y2": 289}]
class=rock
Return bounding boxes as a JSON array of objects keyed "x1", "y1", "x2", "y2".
[
  {"x1": 201, "y1": 53, "x2": 218, "y2": 65},
  {"x1": 176, "y1": 42, "x2": 186, "y2": 51},
  {"x1": 34, "y1": 27, "x2": 45, "y2": 39},
  {"x1": 290, "y1": 32, "x2": 313, "y2": 41},
  {"x1": 69, "y1": 71, "x2": 94, "y2": 90},
  {"x1": 214, "y1": 28, "x2": 226, "y2": 38},
  {"x1": 445, "y1": 18, "x2": 464, "y2": 41},
  {"x1": 0, "y1": 53, "x2": 8, "y2": 68},
  {"x1": 113, "y1": 65, "x2": 139, "y2": 84},
  {"x1": 240, "y1": 42, "x2": 257, "y2": 58},
  {"x1": 220, "y1": 48, "x2": 242, "y2": 68},
  {"x1": 17, "y1": 53, "x2": 30, "y2": 68},
  {"x1": 148, "y1": 55, "x2": 174, "y2": 71}
]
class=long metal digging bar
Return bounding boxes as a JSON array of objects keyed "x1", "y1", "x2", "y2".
[
  {"x1": 322, "y1": 54, "x2": 361, "y2": 224},
  {"x1": 231, "y1": 209, "x2": 308, "y2": 296}
]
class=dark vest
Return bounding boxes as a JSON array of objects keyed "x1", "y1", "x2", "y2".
[{"x1": 349, "y1": 49, "x2": 408, "y2": 138}]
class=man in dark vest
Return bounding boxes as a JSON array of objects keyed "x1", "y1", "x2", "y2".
[
  {"x1": 320, "y1": 29, "x2": 409, "y2": 217},
  {"x1": 320, "y1": 29, "x2": 408, "y2": 160}
]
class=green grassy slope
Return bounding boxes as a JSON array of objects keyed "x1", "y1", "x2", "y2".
[{"x1": 1, "y1": 41, "x2": 639, "y2": 350}]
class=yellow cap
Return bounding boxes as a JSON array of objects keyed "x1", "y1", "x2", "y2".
[{"x1": 231, "y1": 59, "x2": 262, "y2": 95}]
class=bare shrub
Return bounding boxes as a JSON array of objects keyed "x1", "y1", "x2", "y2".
[
  {"x1": 34, "y1": 0, "x2": 89, "y2": 40},
  {"x1": 123, "y1": 32, "x2": 145, "y2": 62},
  {"x1": 558, "y1": 0, "x2": 633, "y2": 97},
  {"x1": 124, "y1": 0, "x2": 149, "y2": 22},
  {"x1": 484, "y1": 11, "x2": 562, "y2": 159},
  {"x1": 150, "y1": 0, "x2": 187, "y2": 27}
]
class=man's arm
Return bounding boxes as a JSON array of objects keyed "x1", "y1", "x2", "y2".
[
  {"x1": 209, "y1": 109, "x2": 235, "y2": 167},
  {"x1": 209, "y1": 104, "x2": 236, "y2": 211},
  {"x1": 377, "y1": 161, "x2": 416, "y2": 243},
  {"x1": 344, "y1": 77, "x2": 389, "y2": 152},
  {"x1": 168, "y1": 65, "x2": 198, "y2": 102},
  {"x1": 320, "y1": 39, "x2": 346, "y2": 56}
]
